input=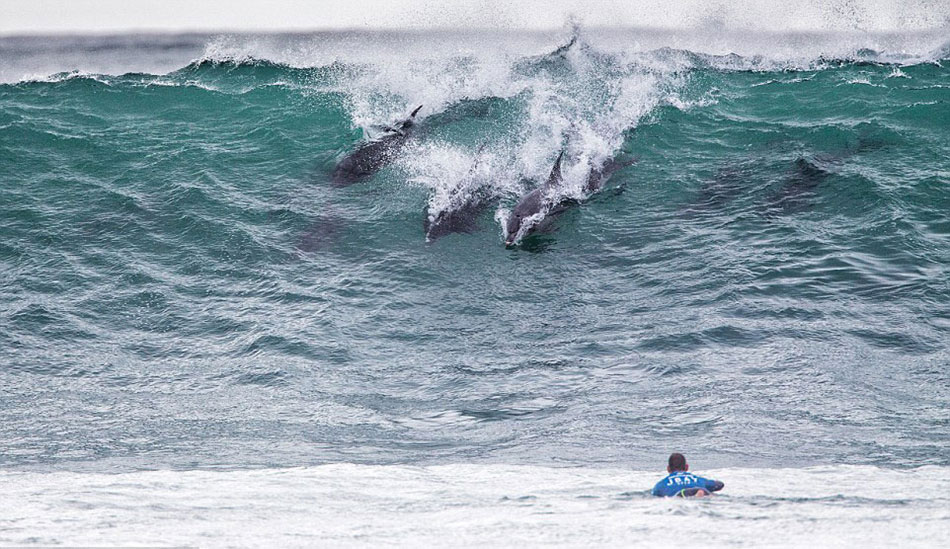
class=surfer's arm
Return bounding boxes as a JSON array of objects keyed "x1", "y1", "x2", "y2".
[{"x1": 704, "y1": 479, "x2": 724, "y2": 492}]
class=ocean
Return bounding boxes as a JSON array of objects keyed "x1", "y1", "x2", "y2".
[{"x1": 0, "y1": 27, "x2": 948, "y2": 547}]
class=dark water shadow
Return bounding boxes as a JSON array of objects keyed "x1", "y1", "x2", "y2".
[
  {"x1": 760, "y1": 156, "x2": 834, "y2": 216},
  {"x1": 297, "y1": 213, "x2": 346, "y2": 253},
  {"x1": 511, "y1": 232, "x2": 558, "y2": 253},
  {"x1": 680, "y1": 164, "x2": 755, "y2": 218}
]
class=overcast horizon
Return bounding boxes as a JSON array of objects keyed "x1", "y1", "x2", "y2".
[{"x1": 2, "y1": 0, "x2": 948, "y2": 36}]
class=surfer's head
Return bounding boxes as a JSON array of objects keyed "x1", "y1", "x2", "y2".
[{"x1": 667, "y1": 452, "x2": 688, "y2": 473}]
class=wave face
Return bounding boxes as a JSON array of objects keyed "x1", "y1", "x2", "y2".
[{"x1": 0, "y1": 29, "x2": 948, "y2": 474}]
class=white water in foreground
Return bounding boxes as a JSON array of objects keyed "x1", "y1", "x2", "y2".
[{"x1": 2, "y1": 464, "x2": 948, "y2": 547}]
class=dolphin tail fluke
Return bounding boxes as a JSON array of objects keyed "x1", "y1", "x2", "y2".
[{"x1": 410, "y1": 105, "x2": 423, "y2": 118}]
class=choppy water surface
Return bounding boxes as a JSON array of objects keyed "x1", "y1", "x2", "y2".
[{"x1": 0, "y1": 27, "x2": 948, "y2": 546}]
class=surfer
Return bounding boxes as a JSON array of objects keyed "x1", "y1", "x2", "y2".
[{"x1": 651, "y1": 453, "x2": 724, "y2": 497}]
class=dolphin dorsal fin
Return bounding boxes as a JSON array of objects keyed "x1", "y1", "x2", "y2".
[
  {"x1": 544, "y1": 151, "x2": 564, "y2": 188},
  {"x1": 399, "y1": 105, "x2": 424, "y2": 131}
]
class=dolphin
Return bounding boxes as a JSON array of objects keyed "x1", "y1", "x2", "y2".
[
  {"x1": 504, "y1": 151, "x2": 565, "y2": 246},
  {"x1": 331, "y1": 105, "x2": 422, "y2": 186},
  {"x1": 424, "y1": 189, "x2": 497, "y2": 242},
  {"x1": 423, "y1": 145, "x2": 497, "y2": 242},
  {"x1": 504, "y1": 153, "x2": 635, "y2": 246},
  {"x1": 683, "y1": 155, "x2": 833, "y2": 218},
  {"x1": 584, "y1": 156, "x2": 638, "y2": 194},
  {"x1": 514, "y1": 29, "x2": 579, "y2": 73}
]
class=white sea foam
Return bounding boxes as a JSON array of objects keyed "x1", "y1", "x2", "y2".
[
  {"x1": 193, "y1": 27, "x2": 950, "y2": 74},
  {"x1": 4, "y1": 1, "x2": 948, "y2": 35},
  {"x1": 843, "y1": 77, "x2": 886, "y2": 87},
  {"x1": 887, "y1": 67, "x2": 910, "y2": 78},
  {"x1": 1, "y1": 464, "x2": 947, "y2": 548},
  {"x1": 15, "y1": 69, "x2": 105, "y2": 84}
]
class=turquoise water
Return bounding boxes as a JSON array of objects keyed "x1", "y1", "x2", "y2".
[{"x1": 0, "y1": 30, "x2": 948, "y2": 473}]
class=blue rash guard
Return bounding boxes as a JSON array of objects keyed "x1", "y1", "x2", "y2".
[{"x1": 651, "y1": 471, "x2": 724, "y2": 497}]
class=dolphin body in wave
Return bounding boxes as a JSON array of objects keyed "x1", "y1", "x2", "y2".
[
  {"x1": 504, "y1": 152, "x2": 635, "y2": 246},
  {"x1": 424, "y1": 188, "x2": 497, "y2": 242},
  {"x1": 332, "y1": 105, "x2": 422, "y2": 186},
  {"x1": 504, "y1": 152, "x2": 566, "y2": 246},
  {"x1": 584, "y1": 156, "x2": 637, "y2": 194},
  {"x1": 423, "y1": 145, "x2": 499, "y2": 242}
]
